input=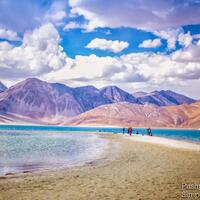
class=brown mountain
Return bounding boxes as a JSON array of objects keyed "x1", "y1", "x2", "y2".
[
  {"x1": 178, "y1": 102, "x2": 200, "y2": 128},
  {"x1": 64, "y1": 102, "x2": 200, "y2": 128}
]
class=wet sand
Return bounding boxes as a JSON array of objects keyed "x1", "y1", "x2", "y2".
[{"x1": 0, "y1": 133, "x2": 200, "y2": 200}]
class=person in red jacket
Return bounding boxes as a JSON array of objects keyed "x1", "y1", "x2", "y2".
[{"x1": 129, "y1": 127, "x2": 132, "y2": 136}]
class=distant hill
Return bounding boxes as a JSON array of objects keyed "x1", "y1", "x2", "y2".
[
  {"x1": 73, "y1": 86, "x2": 112, "y2": 112},
  {"x1": 64, "y1": 101, "x2": 200, "y2": 128},
  {"x1": 100, "y1": 86, "x2": 139, "y2": 104},
  {"x1": 64, "y1": 103, "x2": 174, "y2": 127},
  {"x1": 0, "y1": 82, "x2": 7, "y2": 93},
  {"x1": 134, "y1": 90, "x2": 196, "y2": 106},
  {"x1": 177, "y1": 101, "x2": 200, "y2": 128}
]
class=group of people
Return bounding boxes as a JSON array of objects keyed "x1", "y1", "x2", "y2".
[{"x1": 122, "y1": 127, "x2": 153, "y2": 136}]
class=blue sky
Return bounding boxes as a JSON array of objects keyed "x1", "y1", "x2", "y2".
[
  {"x1": 0, "y1": 0, "x2": 200, "y2": 98},
  {"x1": 60, "y1": 24, "x2": 200, "y2": 58},
  {"x1": 60, "y1": 27, "x2": 166, "y2": 58}
]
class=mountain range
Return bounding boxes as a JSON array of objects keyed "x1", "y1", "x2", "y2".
[{"x1": 0, "y1": 78, "x2": 199, "y2": 128}]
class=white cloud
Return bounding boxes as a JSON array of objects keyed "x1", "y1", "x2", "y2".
[
  {"x1": 1, "y1": 23, "x2": 199, "y2": 94},
  {"x1": 44, "y1": 1, "x2": 67, "y2": 26},
  {"x1": 46, "y1": 11, "x2": 66, "y2": 22},
  {"x1": 178, "y1": 32, "x2": 193, "y2": 47},
  {"x1": 43, "y1": 54, "x2": 115, "y2": 85},
  {"x1": 153, "y1": 28, "x2": 182, "y2": 50},
  {"x1": 69, "y1": 2, "x2": 105, "y2": 31},
  {"x1": 63, "y1": 22, "x2": 83, "y2": 30},
  {"x1": 86, "y1": 38, "x2": 129, "y2": 53},
  {"x1": 1, "y1": 19, "x2": 200, "y2": 98},
  {"x1": 172, "y1": 44, "x2": 200, "y2": 63},
  {"x1": 139, "y1": 38, "x2": 161, "y2": 48},
  {"x1": 0, "y1": 0, "x2": 68, "y2": 32},
  {"x1": 43, "y1": 44, "x2": 200, "y2": 92},
  {"x1": 68, "y1": 0, "x2": 200, "y2": 31},
  {"x1": 0, "y1": 23, "x2": 72, "y2": 79},
  {"x1": 154, "y1": 30, "x2": 199, "y2": 50},
  {"x1": 0, "y1": 41, "x2": 14, "y2": 50},
  {"x1": 0, "y1": 28, "x2": 20, "y2": 41},
  {"x1": 68, "y1": 1, "x2": 200, "y2": 51}
]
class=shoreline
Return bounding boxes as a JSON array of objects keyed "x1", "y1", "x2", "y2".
[
  {"x1": 125, "y1": 134, "x2": 200, "y2": 151},
  {"x1": 0, "y1": 124, "x2": 200, "y2": 145},
  {"x1": 0, "y1": 133, "x2": 200, "y2": 200},
  {"x1": 0, "y1": 131, "x2": 111, "y2": 177},
  {"x1": 0, "y1": 123, "x2": 199, "y2": 130},
  {"x1": 0, "y1": 133, "x2": 119, "y2": 180},
  {"x1": 1, "y1": 132, "x2": 199, "y2": 178}
]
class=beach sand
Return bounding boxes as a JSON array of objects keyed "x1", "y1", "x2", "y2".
[{"x1": 0, "y1": 133, "x2": 200, "y2": 200}]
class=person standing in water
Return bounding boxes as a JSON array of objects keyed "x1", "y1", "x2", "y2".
[{"x1": 122, "y1": 128, "x2": 125, "y2": 134}]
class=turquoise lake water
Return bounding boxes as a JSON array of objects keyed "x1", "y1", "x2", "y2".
[
  {"x1": 0, "y1": 124, "x2": 199, "y2": 141},
  {"x1": 0, "y1": 129, "x2": 108, "y2": 176},
  {"x1": 0, "y1": 125, "x2": 199, "y2": 175}
]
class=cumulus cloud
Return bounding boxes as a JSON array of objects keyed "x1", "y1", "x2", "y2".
[
  {"x1": 68, "y1": 0, "x2": 200, "y2": 50},
  {"x1": 0, "y1": 0, "x2": 68, "y2": 32},
  {"x1": 0, "y1": 28, "x2": 20, "y2": 41},
  {"x1": 0, "y1": 23, "x2": 72, "y2": 79},
  {"x1": 43, "y1": 44, "x2": 200, "y2": 91},
  {"x1": 178, "y1": 32, "x2": 193, "y2": 47},
  {"x1": 153, "y1": 28, "x2": 182, "y2": 49},
  {"x1": 139, "y1": 38, "x2": 161, "y2": 48},
  {"x1": 69, "y1": 0, "x2": 200, "y2": 31},
  {"x1": 2, "y1": 22, "x2": 198, "y2": 90},
  {"x1": 86, "y1": 38, "x2": 129, "y2": 53},
  {"x1": 1, "y1": 23, "x2": 200, "y2": 98},
  {"x1": 154, "y1": 29, "x2": 198, "y2": 50},
  {"x1": 0, "y1": 41, "x2": 14, "y2": 51},
  {"x1": 172, "y1": 44, "x2": 200, "y2": 62},
  {"x1": 43, "y1": 1, "x2": 67, "y2": 26}
]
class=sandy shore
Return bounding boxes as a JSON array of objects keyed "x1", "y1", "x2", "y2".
[
  {"x1": 0, "y1": 133, "x2": 200, "y2": 200},
  {"x1": 127, "y1": 134, "x2": 200, "y2": 151}
]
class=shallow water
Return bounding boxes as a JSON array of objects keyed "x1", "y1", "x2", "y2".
[
  {"x1": 0, "y1": 125, "x2": 199, "y2": 175},
  {"x1": 0, "y1": 125, "x2": 199, "y2": 142},
  {"x1": 0, "y1": 131, "x2": 108, "y2": 176}
]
